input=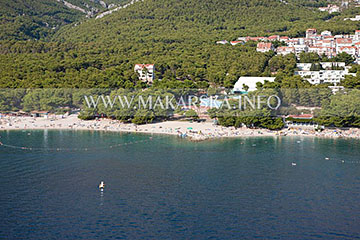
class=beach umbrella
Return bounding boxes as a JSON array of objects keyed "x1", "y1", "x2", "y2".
[{"x1": 187, "y1": 127, "x2": 193, "y2": 130}]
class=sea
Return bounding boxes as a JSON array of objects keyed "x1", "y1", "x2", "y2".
[{"x1": 0, "y1": 130, "x2": 360, "y2": 239}]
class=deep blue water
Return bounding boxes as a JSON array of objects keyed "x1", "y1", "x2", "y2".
[{"x1": 0, "y1": 130, "x2": 360, "y2": 240}]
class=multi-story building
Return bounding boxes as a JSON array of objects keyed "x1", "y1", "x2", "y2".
[
  {"x1": 295, "y1": 62, "x2": 355, "y2": 85},
  {"x1": 230, "y1": 41, "x2": 243, "y2": 46},
  {"x1": 230, "y1": 28, "x2": 360, "y2": 60},
  {"x1": 277, "y1": 46, "x2": 295, "y2": 55},
  {"x1": 134, "y1": 64, "x2": 155, "y2": 83},
  {"x1": 306, "y1": 28, "x2": 317, "y2": 39},
  {"x1": 294, "y1": 45, "x2": 308, "y2": 56},
  {"x1": 256, "y1": 42, "x2": 274, "y2": 52},
  {"x1": 338, "y1": 46, "x2": 358, "y2": 56}
]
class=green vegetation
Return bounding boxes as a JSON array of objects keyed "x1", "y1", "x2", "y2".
[
  {"x1": 1, "y1": 0, "x2": 360, "y2": 129},
  {"x1": 0, "y1": 0, "x2": 128, "y2": 40},
  {"x1": 2, "y1": 0, "x2": 360, "y2": 88},
  {"x1": 185, "y1": 109, "x2": 199, "y2": 120}
]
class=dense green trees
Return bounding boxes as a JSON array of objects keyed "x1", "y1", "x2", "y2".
[
  {"x1": 342, "y1": 74, "x2": 360, "y2": 89},
  {"x1": 299, "y1": 52, "x2": 356, "y2": 65},
  {"x1": 185, "y1": 109, "x2": 199, "y2": 120},
  {"x1": 0, "y1": 0, "x2": 128, "y2": 40},
  {"x1": 1, "y1": 0, "x2": 360, "y2": 89},
  {"x1": 1, "y1": 0, "x2": 360, "y2": 129}
]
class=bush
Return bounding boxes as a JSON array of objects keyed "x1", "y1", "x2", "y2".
[{"x1": 185, "y1": 109, "x2": 199, "y2": 120}]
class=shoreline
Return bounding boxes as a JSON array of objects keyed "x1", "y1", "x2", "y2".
[{"x1": 1, "y1": 114, "x2": 360, "y2": 141}]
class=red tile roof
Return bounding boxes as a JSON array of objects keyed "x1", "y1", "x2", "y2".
[
  {"x1": 277, "y1": 46, "x2": 294, "y2": 51},
  {"x1": 288, "y1": 114, "x2": 313, "y2": 119},
  {"x1": 339, "y1": 46, "x2": 357, "y2": 50},
  {"x1": 336, "y1": 38, "x2": 353, "y2": 44},
  {"x1": 268, "y1": 35, "x2": 279, "y2": 40},
  {"x1": 257, "y1": 42, "x2": 272, "y2": 49},
  {"x1": 135, "y1": 64, "x2": 154, "y2": 68}
]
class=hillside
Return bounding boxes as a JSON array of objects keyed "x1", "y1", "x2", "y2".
[
  {"x1": 54, "y1": 0, "x2": 360, "y2": 42},
  {"x1": 1, "y1": 0, "x2": 360, "y2": 89},
  {"x1": 0, "y1": 0, "x2": 128, "y2": 40},
  {"x1": 54, "y1": 0, "x2": 325, "y2": 42}
]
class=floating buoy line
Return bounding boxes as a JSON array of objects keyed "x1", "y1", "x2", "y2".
[{"x1": 0, "y1": 136, "x2": 155, "y2": 152}]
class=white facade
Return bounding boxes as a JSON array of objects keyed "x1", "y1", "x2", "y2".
[
  {"x1": 296, "y1": 63, "x2": 312, "y2": 71},
  {"x1": 338, "y1": 46, "x2": 357, "y2": 56},
  {"x1": 320, "y1": 62, "x2": 346, "y2": 69},
  {"x1": 321, "y1": 30, "x2": 332, "y2": 36},
  {"x1": 296, "y1": 70, "x2": 347, "y2": 84},
  {"x1": 256, "y1": 42, "x2": 274, "y2": 53},
  {"x1": 230, "y1": 41, "x2": 243, "y2": 46},
  {"x1": 276, "y1": 46, "x2": 295, "y2": 55},
  {"x1": 295, "y1": 62, "x2": 355, "y2": 85},
  {"x1": 238, "y1": 28, "x2": 360, "y2": 60},
  {"x1": 294, "y1": 45, "x2": 308, "y2": 55},
  {"x1": 344, "y1": 15, "x2": 360, "y2": 21},
  {"x1": 216, "y1": 40, "x2": 229, "y2": 45},
  {"x1": 134, "y1": 64, "x2": 155, "y2": 83},
  {"x1": 233, "y1": 77, "x2": 276, "y2": 92}
]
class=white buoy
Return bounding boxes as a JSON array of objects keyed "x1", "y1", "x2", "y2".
[{"x1": 99, "y1": 181, "x2": 105, "y2": 191}]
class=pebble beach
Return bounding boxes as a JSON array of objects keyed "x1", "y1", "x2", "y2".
[{"x1": 1, "y1": 114, "x2": 360, "y2": 141}]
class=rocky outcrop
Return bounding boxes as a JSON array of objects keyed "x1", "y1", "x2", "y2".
[{"x1": 95, "y1": 0, "x2": 144, "y2": 19}]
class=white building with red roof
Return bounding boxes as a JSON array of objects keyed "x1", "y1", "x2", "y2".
[
  {"x1": 294, "y1": 45, "x2": 308, "y2": 55},
  {"x1": 279, "y1": 36, "x2": 289, "y2": 42},
  {"x1": 335, "y1": 38, "x2": 353, "y2": 50},
  {"x1": 288, "y1": 114, "x2": 314, "y2": 120},
  {"x1": 256, "y1": 42, "x2": 274, "y2": 53},
  {"x1": 268, "y1": 35, "x2": 280, "y2": 41},
  {"x1": 355, "y1": 30, "x2": 360, "y2": 40},
  {"x1": 306, "y1": 28, "x2": 317, "y2": 39},
  {"x1": 295, "y1": 62, "x2": 355, "y2": 85},
  {"x1": 338, "y1": 46, "x2": 358, "y2": 56},
  {"x1": 309, "y1": 46, "x2": 336, "y2": 58},
  {"x1": 286, "y1": 39, "x2": 300, "y2": 47},
  {"x1": 134, "y1": 64, "x2": 155, "y2": 83},
  {"x1": 230, "y1": 41, "x2": 244, "y2": 46},
  {"x1": 320, "y1": 39, "x2": 335, "y2": 48},
  {"x1": 276, "y1": 46, "x2": 295, "y2": 55},
  {"x1": 247, "y1": 36, "x2": 266, "y2": 42},
  {"x1": 237, "y1": 29, "x2": 360, "y2": 60}
]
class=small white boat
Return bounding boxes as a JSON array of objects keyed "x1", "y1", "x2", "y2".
[
  {"x1": 99, "y1": 181, "x2": 105, "y2": 191},
  {"x1": 325, "y1": 157, "x2": 330, "y2": 160},
  {"x1": 291, "y1": 162, "x2": 297, "y2": 166}
]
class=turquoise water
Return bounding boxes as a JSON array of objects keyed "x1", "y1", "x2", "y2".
[{"x1": 0, "y1": 130, "x2": 360, "y2": 239}]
